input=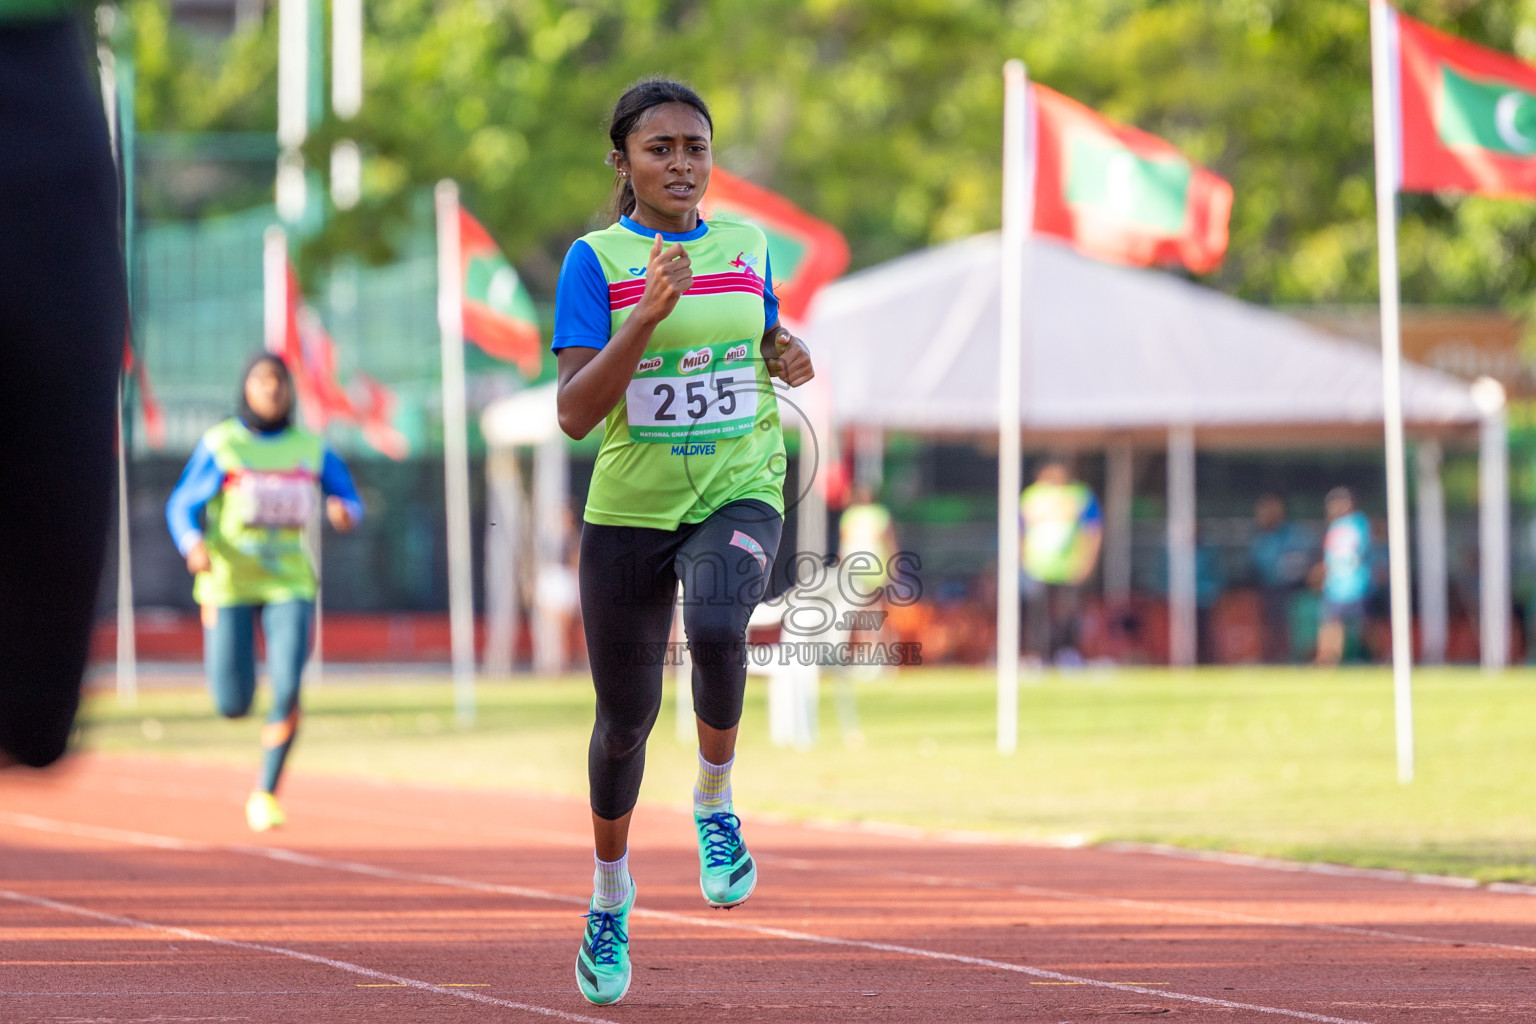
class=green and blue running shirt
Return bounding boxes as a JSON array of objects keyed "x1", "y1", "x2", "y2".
[
  {"x1": 165, "y1": 419, "x2": 364, "y2": 607},
  {"x1": 553, "y1": 214, "x2": 787, "y2": 530}
]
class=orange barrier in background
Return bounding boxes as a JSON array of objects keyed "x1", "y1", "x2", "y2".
[{"x1": 91, "y1": 613, "x2": 494, "y2": 663}]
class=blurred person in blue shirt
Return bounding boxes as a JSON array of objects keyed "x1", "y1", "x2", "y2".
[
  {"x1": 1316, "y1": 487, "x2": 1372, "y2": 666},
  {"x1": 1248, "y1": 494, "x2": 1314, "y2": 664}
]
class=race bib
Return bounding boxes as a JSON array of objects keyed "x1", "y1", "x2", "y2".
[
  {"x1": 625, "y1": 339, "x2": 759, "y2": 442},
  {"x1": 236, "y1": 471, "x2": 317, "y2": 528}
]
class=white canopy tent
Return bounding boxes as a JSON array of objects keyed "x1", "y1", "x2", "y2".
[
  {"x1": 479, "y1": 382, "x2": 571, "y2": 676},
  {"x1": 804, "y1": 233, "x2": 1508, "y2": 668}
]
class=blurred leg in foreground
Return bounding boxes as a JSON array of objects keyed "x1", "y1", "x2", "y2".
[{"x1": 0, "y1": 15, "x2": 127, "y2": 767}]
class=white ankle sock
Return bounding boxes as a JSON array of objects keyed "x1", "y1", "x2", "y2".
[
  {"x1": 693, "y1": 752, "x2": 733, "y2": 808},
  {"x1": 593, "y1": 850, "x2": 631, "y2": 909}
]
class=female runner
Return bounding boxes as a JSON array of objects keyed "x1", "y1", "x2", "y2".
[
  {"x1": 552, "y1": 78, "x2": 814, "y2": 1005},
  {"x1": 165, "y1": 354, "x2": 363, "y2": 831}
]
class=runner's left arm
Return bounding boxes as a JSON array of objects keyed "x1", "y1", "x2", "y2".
[
  {"x1": 319, "y1": 448, "x2": 364, "y2": 529},
  {"x1": 758, "y1": 256, "x2": 814, "y2": 387}
]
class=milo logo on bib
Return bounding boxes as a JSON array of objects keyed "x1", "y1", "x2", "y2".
[{"x1": 625, "y1": 338, "x2": 760, "y2": 443}]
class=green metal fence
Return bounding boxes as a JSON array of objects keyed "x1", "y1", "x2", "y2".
[{"x1": 129, "y1": 201, "x2": 520, "y2": 459}]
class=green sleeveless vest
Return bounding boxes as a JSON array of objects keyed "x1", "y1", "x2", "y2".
[
  {"x1": 579, "y1": 217, "x2": 787, "y2": 530},
  {"x1": 1020, "y1": 480, "x2": 1096, "y2": 585},
  {"x1": 194, "y1": 418, "x2": 324, "y2": 607}
]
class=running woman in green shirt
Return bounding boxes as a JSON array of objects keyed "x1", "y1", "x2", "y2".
[
  {"x1": 166, "y1": 355, "x2": 364, "y2": 832},
  {"x1": 554, "y1": 78, "x2": 814, "y2": 1005}
]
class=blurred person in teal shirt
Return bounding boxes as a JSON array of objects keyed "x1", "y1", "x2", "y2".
[
  {"x1": 1249, "y1": 494, "x2": 1314, "y2": 664},
  {"x1": 1316, "y1": 487, "x2": 1372, "y2": 666}
]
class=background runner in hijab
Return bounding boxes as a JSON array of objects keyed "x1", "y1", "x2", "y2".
[{"x1": 165, "y1": 354, "x2": 363, "y2": 831}]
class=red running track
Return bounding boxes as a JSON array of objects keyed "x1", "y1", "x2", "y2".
[{"x1": 1, "y1": 755, "x2": 1533, "y2": 1022}]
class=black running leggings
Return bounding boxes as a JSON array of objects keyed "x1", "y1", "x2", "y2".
[
  {"x1": 0, "y1": 17, "x2": 127, "y2": 767},
  {"x1": 582, "y1": 499, "x2": 782, "y2": 820}
]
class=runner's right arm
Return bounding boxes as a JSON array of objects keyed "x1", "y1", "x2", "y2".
[
  {"x1": 165, "y1": 440, "x2": 222, "y2": 574},
  {"x1": 555, "y1": 234, "x2": 693, "y2": 439}
]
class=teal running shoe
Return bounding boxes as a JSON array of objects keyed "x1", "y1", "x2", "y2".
[
  {"x1": 575, "y1": 878, "x2": 634, "y2": 1005},
  {"x1": 695, "y1": 806, "x2": 756, "y2": 908}
]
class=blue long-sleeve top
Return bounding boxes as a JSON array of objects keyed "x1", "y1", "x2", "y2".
[{"x1": 165, "y1": 431, "x2": 364, "y2": 555}]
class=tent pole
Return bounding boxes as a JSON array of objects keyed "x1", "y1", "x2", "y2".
[
  {"x1": 1414, "y1": 440, "x2": 1447, "y2": 665},
  {"x1": 1370, "y1": 0, "x2": 1414, "y2": 783},
  {"x1": 796, "y1": 431, "x2": 827, "y2": 561},
  {"x1": 1476, "y1": 379, "x2": 1510, "y2": 671},
  {"x1": 1166, "y1": 426, "x2": 1197, "y2": 668},
  {"x1": 996, "y1": 59, "x2": 1031, "y2": 755},
  {"x1": 483, "y1": 445, "x2": 520, "y2": 679},
  {"x1": 532, "y1": 432, "x2": 568, "y2": 673},
  {"x1": 1104, "y1": 441, "x2": 1134, "y2": 606},
  {"x1": 435, "y1": 180, "x2": 477, "y2": 726},
  {"x1": 854, "y1": 426, "x2": 884, "y2": 492}
]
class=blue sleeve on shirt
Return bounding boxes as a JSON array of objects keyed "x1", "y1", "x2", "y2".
[
  {"x1": 165, "y1": 440, "x2": 224, "y2": 555},
  {"x1": 320, "y1": 448, "x2": 364, "y2": 524},
  {"x1": 551, "y1": 240, "x2": 611, "y2": 352},
  {"x1": 762, "y1": 251, "x2": 780, "y2": 331},
  {"x1": 1081, "y1": 492, "x2": 1103, "y2": 527}
]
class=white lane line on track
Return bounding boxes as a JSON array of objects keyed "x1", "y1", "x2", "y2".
[
  {"x1": 45, "y1": 760, "x2": 1536, "y2": 897},
  {"x1": 0, "y1": 887, "x2": 620, "y2": 1024},
  {"x1": 0, "y1": 812, "x2": 1375, "y2": 1024},
  {"x1": 7, "y1": 808, "x2": 1527, "y2": 960},
  {"x1": 1098, "y1": 841, "x2": 1489, "y2": 890},
  {"x1": 830, "y1": 865, "x2": 1536, "y2": 958}
]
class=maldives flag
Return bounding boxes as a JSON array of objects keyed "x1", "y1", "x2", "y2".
[
  {"x1": 699, "y1": 168, "x2": 850, "y2": 322},
  {"x1": 280, "y1": 266, "x2": 356, "y2": 430},
  {"x1": 349, "y1": 371, "x2": 409, "y2": 461},
  {"x1": 1031, "y1": 84, "x2": 1233, "y2": 274},
  {"x1": 459, "y1": 208, "x2": 542, "y2": 377},
  {"x1": 1388, "y1": 5, "x2": 1536, "y2": 196}
]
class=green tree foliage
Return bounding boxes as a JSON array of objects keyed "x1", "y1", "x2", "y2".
[{"x1": 130, "y1": 0, "x2": 1536, "y2": 326}]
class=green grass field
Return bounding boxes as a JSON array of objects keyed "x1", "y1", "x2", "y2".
[{"x1": 75, "y1": 666, "x2": 1536, "y2": 884}]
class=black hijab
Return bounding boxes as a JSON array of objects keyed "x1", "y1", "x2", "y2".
[{"x1": 237, "y1": 352, "x2": 295, "y2": 434}]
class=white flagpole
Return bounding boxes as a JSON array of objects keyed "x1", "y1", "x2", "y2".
[
  {"x1": 264, "y1": 227, "x2": 326, "y2": 685},
  {"x1": 263, "y1": 226, "x2": 287, "y2": 355},
  {"x1": 435, "y1": 180, "x2": 477, "y2": 727},
  {"x1": 275, "y1": 0, "x2": 308, "y2": 222},
  {"x1": 1370, "y1": 0, "x2": 1415, "y2": 784},
  {"x1": 997, "y1": 60, "x2": 1032, "y2": 755},
  {"x1": 329, "y1": 0, "x2": 361, "y2": 209},
  {"x1": 308, "y1": 503, "x2": 323, "y2": 688},
  {"x1": 115, "y1": 386, "x2": 137, "y2": 706},
  {"x1": 99, "y1": 10, "x2": 137, "y2": 706}
]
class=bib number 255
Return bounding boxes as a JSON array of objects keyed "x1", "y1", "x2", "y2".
[{"x1": 627, "y1": 373, "x2": 757, "y2": 442}]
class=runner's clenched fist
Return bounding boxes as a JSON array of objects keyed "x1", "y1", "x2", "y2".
[
  {"x1": 636, "y1": 233, "x2": 692, "y2": 324},
  {"x1": 762, "y1": 325, "x2": 814, "y2": 387}
]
